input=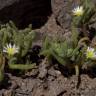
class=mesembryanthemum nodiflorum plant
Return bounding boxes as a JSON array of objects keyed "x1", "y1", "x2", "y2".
[{"x1": 0, "y1": 21, "x2": 37, "y2": 82}]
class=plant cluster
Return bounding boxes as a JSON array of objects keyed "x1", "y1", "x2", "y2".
[
  {"x1": 40, "y1": 0, "x2": 96, "y2": 77},
  {"x1": 0, "y1": 21, "x2": 36, "y2": 82}
]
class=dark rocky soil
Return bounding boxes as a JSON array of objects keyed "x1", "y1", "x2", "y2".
[
  {"x1": 0, "y1": 0, "x2": 96, "y2": 96},
  {"x1": 1, "y1": 59, "x2": 96, "y2": 96}
]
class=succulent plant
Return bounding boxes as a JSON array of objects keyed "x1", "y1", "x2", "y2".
[
  {"x1": 41, "y1": 35, "x2": 89, "y2": 76},
  {"x1": 0, "y1": 21, "x2": 36, "y2": 82},
  {"x1": 71, "y1": 0, "x2": 96, "y2": 70}
]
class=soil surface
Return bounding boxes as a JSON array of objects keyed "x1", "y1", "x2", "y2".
[{"x1": 1, "y1": 58, "x2": 96, "y2": 96}]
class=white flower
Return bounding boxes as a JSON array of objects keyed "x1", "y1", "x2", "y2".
[
  {"x1": 3, "y1": 43, "x2": 19, "y2": 56},
  {"x1": 72, "y1": 6, "x2": 84, "y2": 16},
  {"x1": 86, "y1": 47, "x2": 96, "y2": 59}
]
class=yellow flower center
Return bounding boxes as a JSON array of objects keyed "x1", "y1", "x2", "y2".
[
  {"x1": 7, "y1": 48, "x2": 15, "y2": 56},
  {"x1": 86, "y1": 51, "x2": 95, "y2": 59},
  {"x1": 74, "y1": 11, "x2": 83, "y2": 16}
]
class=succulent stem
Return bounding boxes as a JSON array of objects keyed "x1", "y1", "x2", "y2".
[
  {"x1": 8, "y1": 63, "x2": 37, "y2": 70},
  {"x1": 0, "y1": 70, "x2": 4, "y2": 82},
  {"x1": 75, "y1": 65, "x2": 79, "y2": 76}
]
